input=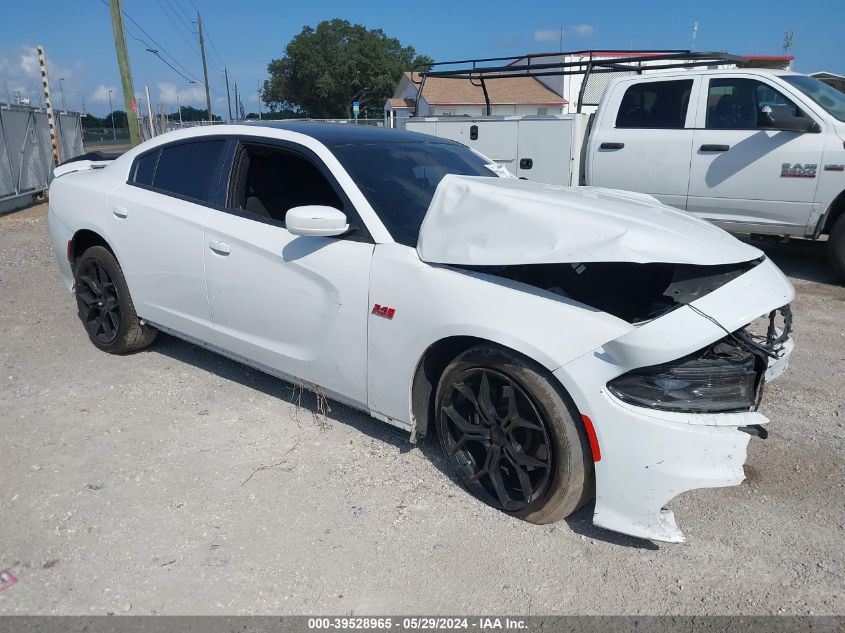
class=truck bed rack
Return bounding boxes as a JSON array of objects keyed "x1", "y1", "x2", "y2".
[{"x1": 412, "y1": 49, "x2": 747, "y2": 114}]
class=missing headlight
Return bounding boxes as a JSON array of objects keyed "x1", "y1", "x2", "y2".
[{"x1": 607, "y1": 338, "x2": 766, "y2": 413}]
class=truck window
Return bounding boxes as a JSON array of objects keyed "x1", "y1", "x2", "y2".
[
  {"x1": 615, "y1": 80, "x2": 693, "y2": 129},
  {"x1": 706, "y1": 78, "x2": 803, "y2": 129}
]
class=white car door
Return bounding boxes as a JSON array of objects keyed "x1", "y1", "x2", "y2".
[
  {"x1": 106, "y1": 138, "x2": 227, "y2": 341},
  {"x1": 587, "y1": 76, "x2": 699, "y2": 209},
  {"x1": 202, "y1": 140, "x2": 374, "y2": 405},
  {"x1": 687, "y1": 75, "x2": 826, "y2": 234}
]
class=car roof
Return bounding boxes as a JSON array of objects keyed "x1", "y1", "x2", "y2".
[{"x1": 239, "y1": 120, "x2": 454, "y2": 147}]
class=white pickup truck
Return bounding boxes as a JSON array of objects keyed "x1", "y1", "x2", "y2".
[{"x1": 406, "y1": 68, "x2": 845, "y2": 278}]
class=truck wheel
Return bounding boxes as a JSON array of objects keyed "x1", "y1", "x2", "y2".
[
  {"x1": 435, "y1": 345, "x2": 594, "y2": 524},
  {"x1": 830, "y1": 215, "x2": 845, "y2": 281},
  {"x1": 74, "y1": 246, "x2": 157, "y2": 354}
]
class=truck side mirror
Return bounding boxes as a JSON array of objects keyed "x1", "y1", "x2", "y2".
[{"x1": 761, "y1": 105, "x2": 819, "y2": 133}]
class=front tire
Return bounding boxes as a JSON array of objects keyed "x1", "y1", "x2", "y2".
[
  {"x1": 435, "y1": 345, "x2": 593, "y2": 524},
  {"x1": 74, "y1": 246, "x2": 157, "y2": 354},
  {"x1": 829, "y1": 214, "x2": 845, "y2": 282}
]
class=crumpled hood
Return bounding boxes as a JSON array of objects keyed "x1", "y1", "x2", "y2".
[{"x1": 416, "y1": 176, "x2": 762, "y2": 266}]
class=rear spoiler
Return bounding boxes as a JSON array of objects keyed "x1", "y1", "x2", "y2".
[{"x1": 53, "y1": 151, "x2": 120, "y2": 178}]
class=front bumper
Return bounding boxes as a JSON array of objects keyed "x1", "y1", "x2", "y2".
[{"x1": 554, "y1": 257, "x2": 795, "y2": 543}]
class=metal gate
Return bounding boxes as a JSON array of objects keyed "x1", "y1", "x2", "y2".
[{"x1": 0, "y1": 105, "x2": 83, "y2": 203}]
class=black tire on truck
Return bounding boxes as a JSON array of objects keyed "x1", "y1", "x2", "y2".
[
  {"x1": 434, "y1": 345, "x2": 594, "y2": 524},
  {"x1": 73, "y1": 246, "x2": 157, "y2": 354},
  {"x1": 830, "y1": 214, "x2": 845, "y2": 282}
]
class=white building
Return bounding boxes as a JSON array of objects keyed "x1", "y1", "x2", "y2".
[{"x1": 385, "y1": 71, "x2": 566, "y2": 128}]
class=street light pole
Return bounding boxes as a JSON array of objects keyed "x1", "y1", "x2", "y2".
[
  {"x1": 108, "y1": 89, "x2": 116, "y2": 140},
  {"x1": 59, "y1": 78, "x2": 67, "y2": 113}
]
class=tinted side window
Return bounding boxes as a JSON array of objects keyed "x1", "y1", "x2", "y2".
[
  {"x1": 706, "y1": 78, "x2": 803, "y2": 129},
  {"x1": 152, "y1": 140, "x2": 226, "y2": 203},
  {"x1": 616, "y1": 80, "x2": 693, "y2": 129},
  {"x1": 132, "y1": 150, "x2": 159, "y2": 186},
  {"x1": 229, "y1": 144, "x2": 343, "y2": 225}
]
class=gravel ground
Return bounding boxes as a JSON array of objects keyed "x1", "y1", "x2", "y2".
[{"x1": 0, "y1": 203, "x2": 843, "y2": 615}]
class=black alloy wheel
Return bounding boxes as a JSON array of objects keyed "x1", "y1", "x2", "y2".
[
  {"x1": 435, "y1": 345, "x2": 593, "y2": 524},
  {"x1": 439, "y1": 367, "x2": 554, "y2": 512},
  {"x1": 76, "y1": 257, "x2": 121, "y2": 344},
  {"x1": 73, "y1": 245, "x2": 157, "y2": 354}
]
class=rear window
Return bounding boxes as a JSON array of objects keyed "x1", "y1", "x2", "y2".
[
  {"x1": 616, "y1": 79, "x2": 694, "y2": 129},
  {"x1": 151, "y1": 140, "x2": 226, "y2": 204}
]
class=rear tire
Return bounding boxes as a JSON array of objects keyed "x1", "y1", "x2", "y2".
[
  {"x1": 435, "y1": 345, "x2": 593, "y2": 524},
  {"x1": 74, "y1": 246, "x2": 157, "y2": 354},
  {"x1": 829, "y1": 214, "x2": 845, "y2": 282}
]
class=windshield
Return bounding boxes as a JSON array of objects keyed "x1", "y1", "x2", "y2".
[
  {"x1": 331, "y1": 141, "x2": 498, "y2": 247},
  {"x1": 782, "y1": 75, "x2": 845, "y2": 122}
]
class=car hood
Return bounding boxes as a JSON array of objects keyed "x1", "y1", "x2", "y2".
[{"x1": 416, "y1": 176, "x2": 762, "y2": 266}]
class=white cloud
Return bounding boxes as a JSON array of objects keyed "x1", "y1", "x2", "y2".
[
  {"x1": 89, "y1": 84, "x2": 117, "y2": 104},
  {"x1": 533, "y1": 29, "x2": 560, "y2": 44},
  {"x1": 571, "y1": 24, "x2": 594, "y2": 38},
  {"x1": 157, "y1": 81, "x2": 207, "y2": 106},
  {"x1": 533, "y1": 24, "x2": 595, "y2": 46},
  {"x1": 19, "y1": 46, "x2": 39, "y2": 74}
]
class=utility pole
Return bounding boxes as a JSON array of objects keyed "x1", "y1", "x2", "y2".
[
  {"x1": 224, "y1": 67, "x2": 232, "y2": 121},
  {"x1": 691, "y1": 21, "x2": 698, "y2": 51},
  {"x1": 197, "y1": 12, "x2": 213, "y2": 122},
  {"x1": 108, "y1": 89, "x2": 116, "y2": 140},
  {"x1": 257, "y1": 82, "x2": 262, "y2": 120},
  {"x1": 109, "y1": 0, "x2": 140, "y2": 146},
  {"x1": 176, "y1": 95, "x2": 183, "y2": 124},
  {"x1": 37, "y1": 45, "x2": 61, "y2": 166},
  {"x1": 59, "y1": 78, "x2": 67, "y2": 113},
  {"x1": 233, "y1": 81, "x2": 239, "y2": 121},
  {"x1": 144, "y1": 85, "x2": 155, "y2": 137}
]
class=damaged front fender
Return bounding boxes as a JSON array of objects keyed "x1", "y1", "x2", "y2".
[{"x1": 553, "y1": 257, "x2": 795, "y2": 543}]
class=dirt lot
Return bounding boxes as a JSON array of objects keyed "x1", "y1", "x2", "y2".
[{"x1": 0, "y1": 203, "x2": 843, "y2": 615}]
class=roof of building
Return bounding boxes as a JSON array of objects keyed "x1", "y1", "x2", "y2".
[
  {"x1": 402, "y1": 72, "x2": 566, "y2": 106},
  {"x1": 810, "y1": 71, "x2": 845, "y2": 80},
  {"x1": 387, "y1": 97, "x2": 416, "y2": 109}
]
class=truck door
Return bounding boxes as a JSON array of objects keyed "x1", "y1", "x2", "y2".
[
  {"x1": 587, "y1": 77, "x2": 698, "y2": 209},
  {"x1": 687, "y1": 75, "x2": 825, "y2": 235}
]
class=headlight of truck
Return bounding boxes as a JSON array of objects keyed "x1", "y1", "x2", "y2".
[{"x1": 607, "y1": 341, "x2": 763, "y2": 413}]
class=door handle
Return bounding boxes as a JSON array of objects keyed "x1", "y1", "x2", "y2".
[
  {"x1": 599, "y1": 142, "x2": 624, "y2": 150},
  {"x1": 700, "y1": 144, "x2": 730, "y2": 152},
  {"x1": 208, "y1": 240, "x2": 231, "y2": 256},
  {"x1": 112, "y1": 206, "x2": 128, "y2": 219}
]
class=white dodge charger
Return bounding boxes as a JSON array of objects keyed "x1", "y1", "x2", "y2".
[{"x1": 48, "y1": 122, "x2": 795, "y2": 542}]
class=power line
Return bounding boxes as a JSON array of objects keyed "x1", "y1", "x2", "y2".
[
  {"x1": 155, "y1": 0, "x2": 200, "y2": 55},
  {"x1": 98, "y1": 0, "x2": 226, "y2": 97},
  {"x1": 100, "y1": 0, "x2": 201, "y2": 83}
]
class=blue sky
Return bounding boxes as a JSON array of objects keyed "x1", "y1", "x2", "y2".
[{"x1": 1, "y1": 0, "x2": 843, "y2": 116}]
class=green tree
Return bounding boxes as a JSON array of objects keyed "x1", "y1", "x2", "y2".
[{"x1": 263, "y1": 19, "x2": 432, "y2": 118}]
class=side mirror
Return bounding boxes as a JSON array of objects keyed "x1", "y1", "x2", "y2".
[
  {"x1": 761, "y1": 105, "x2": 819, "y2": 133},
  {"x1": 285, "y1": 205, "x2": 349, "y2": 237}
]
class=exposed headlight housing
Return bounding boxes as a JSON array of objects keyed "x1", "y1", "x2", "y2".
[{"x1": 607, "y1": 340, "x2": 764, "y2": 413}]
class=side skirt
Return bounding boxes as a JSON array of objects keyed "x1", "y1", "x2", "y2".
[{"x1": 144, "y1": 320, "x2": 412, "y2": 434}]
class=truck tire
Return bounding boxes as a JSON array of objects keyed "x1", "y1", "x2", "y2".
[
  {"x1": 74, "y1": 246, "x2": 157, "y2": 354},
  {"x1": 830, "y1": 214, "x2": 845, "y2": 282},
  {"x1": 435, "y1": 345, "x2": 594, "y2": 524}
]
